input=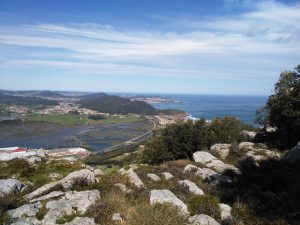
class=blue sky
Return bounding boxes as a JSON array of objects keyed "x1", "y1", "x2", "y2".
[{"x1": 0, "y1": 0, "x2": 299, "y2": 95}]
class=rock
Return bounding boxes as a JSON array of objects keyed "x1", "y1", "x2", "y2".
[
  {"x1": 60, "y1": 169, "x2": 95, "y2": 189},
  {"x1": 241, "y1": 130, "x2": 257, "y2": 140},
  {"x1": 195, "y1": 168, "x2": 219, "y2": 180},
  {"x1": 26, "y1": 156, "x2": 42, "y2": 165},
  {"x1": 49, "y1": 173, "x2": 62, "y2": 180},
  {"x1": 287, "y1": 141, "x2": 300, "y2": 163},
  {"x1": 149, "y1": 189, "x2": 188, "y2": 215},
  {"x1": 219, "y1": 203, "x2": 232, "y2": 220},
  {"x1": 147, "y1": 173, "x2": 161, "y2": 182},
  {"x1": 183, "y1": 164, "x2": 198, "y2": 173},
  {"x1": 36, "y1": 149, "x2": 46, "y2": 158},
  {"x1": 8, "y1": 202, "x2": 42, "y2": 219},
  {"x1": 179, "y1": 180, "x2": 204, "y2": 195},
  {"x1": 161, "y1": 172, "x2": 174, "y2": 180},
  {"x1": 25, "y1": 181, "x2": 60, "y2": 200},
  {"x1": 239, "y1": 142, "x2": 255, "y2": 149},
  {"x1": 114, "y1": 183, "x2": 127, "y2": 192},
  {"x1": 30, "y1": 191, "x2": 65, "y2": 203},
  {"x1": 112, "y1": 213, "x2": 123, "y2": 223},
  {"x1": 93, "y1": 169, "x2": 103, "y2": 177},
  {"x1": 210, "y1": 144, "x2": 231, "y2": 159},
  {"x1": 189, "y1": 214, "x2": 220, "y2": 225},
  {"x1": 265, "y1": 126, "x2": 277, "y2": 132},
  {"x1": 246, "y1": 149, "x2": 279, "y2": 161},
  {"x1": 0, "y1": 179, "x2": 25, "y2": 196},
  {"x1": 11, "y1": 217, "x2": 41, "y2": 225},
  {"x1": 65, "y1": 217, "x2": 97, "y2": 225},
  {"x1": 43, "y1": 190, "x2": 100, "y2": 224},
  {"x1": 120, "y1": 168, "x2": 144, "y2": 188},
  {"x1": 193, "y1": 152, "x2": 217, "y2": 165},
  {"x1": 205, "y1": 160, "x2": 239, "y2": 174}
]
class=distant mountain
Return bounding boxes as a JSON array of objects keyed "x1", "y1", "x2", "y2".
[
  {"x1": 35, "y1": 91, "x2": 65, "y2": 98},
  {"x1": 0, "y1": 93, "x2": 58, "y2": 106},
  {"x1": 80, "y1": 92, "x2": 108, "y2": 99},
  {"x1": 79, "y1": 95, "x2": 158, "y2": 115}
]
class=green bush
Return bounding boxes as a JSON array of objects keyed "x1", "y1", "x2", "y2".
[{"x1": 188, "y1": 195, "x2": 221, "y2": 220}]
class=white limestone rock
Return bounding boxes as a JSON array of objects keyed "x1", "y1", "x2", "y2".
[
  {"x1": 219, "y1": 203, "x2": 232, "y2": 220},
  {"x1": 30, "y1": 191, "x2": 65, "y2": 203},
  {"x1": 195, "y1": 168, "x2": 219, "y2": 180},
  {"x1": 161, "y1": 172, "x2": 174, "y2": 180},
  {"x1": 210, "y1": 144, "x2": 231, "y2": 159},
  {"x1": 183, "y1": 164, "x2": 198, "y2": 173},
  {"x1": 193, "y1": 152, "x2": 217, "y2": 165},
  {"x1": 189, "y1": 214, "x2": 220, "y2": 225},
  {"x1": 65, "y1": 217, "x2": 97, "y2": 225},
  {"x1": 147, "y1": 173, "x2": 161, "y2": 182},
  {"x1": 8, "y1": 202, "x2": 42, "y2": 219},
  {"x1": 241, "y1": 130, "x2": 257, "y2": 140},
  {"x1": 179, "y1": 180, "x2": 204, "y2": 195},
  {"x1": 60, "y1": 169, "x2": 95, "y2": 189},
  {"x1": 238, "y1": 142, "x2": 255, "y2": 149},
  {"x1": 0, "y1": 179, "x2": 25, "y2": 196},
  {"x1": 43, "y1": 190, "x2": 100, "y2": 224},
  {"x1": 150, "y1": 189, "x2": 189, "y2": 215},
  {"x1": 205, "y1": 160, "x2": 239, "y2": 174},
  {"x1": 11, "y1": 217, "x2": 41, "y2": 225},
  {"x1": 93, "y1": 168, "x2": 103, "y2": 177},
  {"x1": 112, "y1": 213, "x2": 123, "y2": 223},
  {"x1": 120, "y1": 168, "x2": 144, "y2": 188},
  {"x1": 25, "y1": 181, "x2": 60, "y2": 200},
  {"x1": 26, "y1": 156, "x2": 42, "y2": 165}
]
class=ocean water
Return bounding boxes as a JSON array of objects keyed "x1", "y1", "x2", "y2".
[{"x1": 151, "y1": 94, "x2": 268, "y2": 125}]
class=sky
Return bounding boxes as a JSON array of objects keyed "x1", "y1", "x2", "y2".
[{"x1": 0, "y1": 0, "x2": 299, "y2": 95}]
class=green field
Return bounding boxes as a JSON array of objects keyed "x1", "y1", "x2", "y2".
[{"x1": 26, "y1": 113, "x2": 145, "y2": 126}]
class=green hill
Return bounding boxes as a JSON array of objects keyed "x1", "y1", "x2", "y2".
[
  {"x1": 79, "y1": 95, "x2": 158, "y2": 115},
  {"x1": 0, "y1": 93, "x2": 58, "y2": 106}
]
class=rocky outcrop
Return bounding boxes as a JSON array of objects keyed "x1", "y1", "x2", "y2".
[
  {"x1": 219, "y1": 203, "x2": 232, "y2": 220},
  {"x1": 189, "y1": 214, "x2": 220, "y2": 225},
  {"x1": 8, "y1": 202, "x2": 42, "y2": 219},
  {"x1": 147, "y1": 173, "x2": 161, "y2": 182},
  {"x1": 112, "y1": 213, "x2": 123, "y2": 223},
  {"x1": 193, "y1": 152, "x2": 217, "y2": 165},
  {"x1": 0, "y1": 178, "x2": 25, "y2": 196},
  {"x1": 179, "y1": 180, "x2": 204, "y2": 195},
  {"x1": 30, "y1": 191, "x2": 65, "y2": 203},
  {"x1": 93, "y1": 169, "x2": 103, "y2": 177},
  {"x1": 161, "y1": 172, "x2": 174, "y2": 180},
  {"x1": 26, "y1": 169, "x2": 96, "y2": 200},
  {"x1": 43, "y1": 190, "x2": 100, "y2": 224},
  {"x1": 120, "y1": 168, "x2": 144, "y2": 188},
  {"x1": 210, "y1": 144, "x2": 231, "y2": 159},
  {"x1": 183, "y1": 164, "x2": 198, "y2": 173},
  {"x1": 150, "y1": 189, "x2": 189, "y2": 215}
]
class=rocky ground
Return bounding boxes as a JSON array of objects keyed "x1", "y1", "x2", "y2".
[{"x1": 1, "y1": 140, "x2": 297, "y2": 225}]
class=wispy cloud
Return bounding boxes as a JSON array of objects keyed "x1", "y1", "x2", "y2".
[{"x1": 0, "y1": 0, "x2": 299, "y2": 91}]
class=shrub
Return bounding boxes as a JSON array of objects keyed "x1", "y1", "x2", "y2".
[
  {"x1": 128, "y1": 202, "x2": 188, "y2": 225},
  {"x1": 188, "y1": 195, "x2": 221, "y2": 220}
]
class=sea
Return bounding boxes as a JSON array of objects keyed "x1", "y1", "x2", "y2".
[{"x1": 150, "y1": 94, "x2": 268, "y2": 125}]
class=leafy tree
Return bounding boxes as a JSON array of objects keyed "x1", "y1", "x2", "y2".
[{"x1": 256, "y1": 65, "x2": 300, "y2": 147}]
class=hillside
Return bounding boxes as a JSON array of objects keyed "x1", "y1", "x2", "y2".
[
  {"x1": 0, "y1": 93, "x2": 58, "y2": 106},
  {"x1": 34, "y1": 91, "x2": 65, "y2": 98},
  {"x1": 79, "y1": 95, "x2": 158, "y2": 115}
]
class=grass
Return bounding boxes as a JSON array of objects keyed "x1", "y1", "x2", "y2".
[{"x1": 26, "y1": 114, "x2": 145, "y2": 126}]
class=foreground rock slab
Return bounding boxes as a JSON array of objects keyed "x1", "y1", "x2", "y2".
[
  {"x1": 189, "y1": 214, "x2": 220, "y2": 225},
  {"x1": 150, "y1": 189, "x2": 189, "y2": 215},
  {"x1": 0, "y1": 178, "x2": 25, "y2": 196},
  {"x1": 8, "y1": 202, "x2": 42, "y2": 219}
]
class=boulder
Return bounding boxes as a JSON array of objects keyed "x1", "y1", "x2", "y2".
[
  {"x1": 114, "y1": 183, "x2": 127, "y2": 193},
  {"x1": 26, "y1": 156, "x2": 42, "y2": 165},
  {"x1": 240, "y1": 130, "x2": 257, "y2": 140},
  {"x1": 30, "y1": 191, "x2": 65, "y2": 203},
  {"x1": 93, "y1": 169, "x2": 103, "y2": 177},
  {"x1": 60, "y1": 169, "x2": 95, "y2": 189},
  {"x1": 179, "y1": 180, "x2": 204, "y2": 195},
  {"x1": 8, "y1": 202, "x2": 42, "y2": 219},
  {"x1": 210, "y1": 144, "x2": 231, "y2": 159},
  {"x1": 65, "y1": 217, "x2": 97, "y2": 225},
  {"x1": 193, "y1": 152, "x2": 217, "y2": 165},
  {"x1": 161, "y1": 172, "x2": 174, "y2": 180},
  {"x1": 205, "y1": 160, "x2": 239, "y2": 174},
  {"x1": 189, "y1": 214, "x2": 220, "y2": 225},
  {"x1": 195, "y1": 168, "x2": 219, "y2": 180},
  {"x1": 287, "y1": 142, "x2": 300, "y2": 163},
  {"x1": 149, "y1": 189, "x2": 188, "y2": 215},
  {"x1": 147, "y1": 173, "x2": 161, "y2": 182},
  {"x1": 43, "y1": 190, "x2": 100, "y2": 224},
  {"x1": 120, "y1": 168, "x2": 144, "y2": 188},
  {"x1": 219, "y1": 203, "x2": 232, "y2": 220},
  {"x1": 112, "y1": 213, "x2": 123, "y2": 223},
  {"x1": 183, "y1": 164, "x2": 198, "y2": 173},
  {"x1": 0, "y1": 179, "x2": 25, "y2": 196}
]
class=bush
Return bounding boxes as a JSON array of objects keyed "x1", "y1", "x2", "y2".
[{"x1": 188, "y1": 195, "x2": 221, "y2": 220}]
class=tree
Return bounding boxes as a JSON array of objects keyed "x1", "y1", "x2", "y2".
[{"x1": 256, "y1": 65, "x2": 300, "y2": 147}]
